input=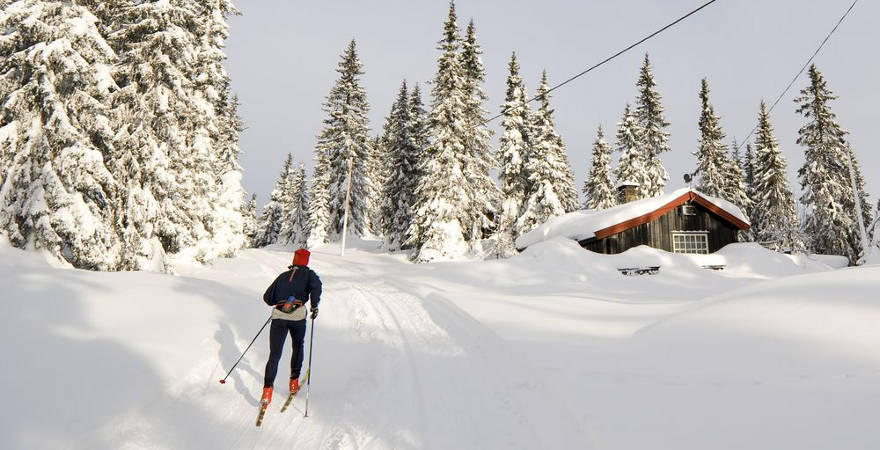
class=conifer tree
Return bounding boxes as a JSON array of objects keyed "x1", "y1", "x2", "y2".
[
  {"x1": 694, "y1": 79, "x2": 727, "y2": 198},
  {"x1": 0, "y1": 0, "x2": 121, "y2": 270},
  {"x1": 795, "y1": 64, "x2": 872, "y2": 263},
  {"x1": 279, "y1": 164, "x2": 309, "y2": 247},
  {"x1": 583, "y1": 126, "x2": 617, "y2": 210},
  {"x1": 492, "y1": 52, "x2": 533, "y2": 256},
  {"x1": 379, "y1": 81, "x2": 417, "y2": 251},
  {"x1": 242, "y1": 194, "x2": 258, "y2": 247},
  {"x1": 407, "y1": 2, "x2": 471, "y2": 262},
  {"x1": 614, "y1": 104, "x2": 647, "y2": 197},
  {"x1": 752, "y1": 102, "x2": 803, "y2": 252},
  {"x1": 459, "y1": 19, "x2": 499, "y2": 244},
  {"x1": 517, "y1": 71, "x2": 578, "y2": 233},
  {"x1": 634, "y1": 54, "x2": 670, "y2": 197},
  {"x1": 403, "y1": 84, "x2": 429, "y2": 248},
  {"x1": 254, "y1": 156, "x2": 291, "y2": 247},
  {"x1": 312, "y1": 40, "x2": 374, "y2": 240},
  {"x1": 728, "y1": 140, "x2": 753, "y2": 240},
  {"x1": 110, "y1": 0, "x2": 215, "y2": 264},
  {"x1": 742, "y1": 142, "x2": 757, "y2": 224},
  {"x1": 307, "y1": 151, "x2": 331, "y2": 246}
]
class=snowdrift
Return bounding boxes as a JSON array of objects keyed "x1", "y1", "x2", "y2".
[{"x1": 2, "y1": 237, "x2": 878, "y2": 449}]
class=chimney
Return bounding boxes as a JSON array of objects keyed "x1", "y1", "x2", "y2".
[{"x1": 617, "y1": 182, "x2": 639, "y2": 204}]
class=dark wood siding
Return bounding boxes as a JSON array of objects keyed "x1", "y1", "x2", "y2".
[{"x1": 578, "y1": 201, "x2": 739, "y2": 254}]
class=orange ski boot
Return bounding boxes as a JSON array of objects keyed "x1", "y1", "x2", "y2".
[
  {"x1": 289, "y1": 377, "x2": 300, "y2": 395},
  {"x1": 260, "y1": 386, "x2": 273, "y2": 406}
]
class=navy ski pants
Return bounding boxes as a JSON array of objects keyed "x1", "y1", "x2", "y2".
[{"x1": 263, "y1": 318, "x2": 307, "y2": 388}]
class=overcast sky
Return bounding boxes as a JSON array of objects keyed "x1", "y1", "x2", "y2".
[{"x1": 224, "y1": 0, "x2": 879, "y2": 211}]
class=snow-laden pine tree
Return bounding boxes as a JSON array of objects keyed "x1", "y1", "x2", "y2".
[
  {"x1": 253, "y1": 156, "x2": 291, "y2": 247},
  {"x1": 0, "y1": 1, "x2": 121, "y2": 270},
  {"x1": 694, "y1": 79, "x2": 727, "y2": 198},
  {"x1": 403, "y1": 84, "x2": 429, "y2": 247},
  {"x1": 459, "y1": 19, "x2": 499, "y2": 245},
  {"x1": 406, "y1": 2, "x2": 472, "y2": 262},
  {"x1": 110, "y1": 0, "x2": 217, "y2": 265},
  {"x1": 379, "y1": 81, "x2": 419, "y2": 251},
  {"x1": 307, "y1": 151, "x2": 331, "y2": 247},
  {"x1": 367, "y1": 135, "x2": 386, "y2": 237},
  {"x1": 752, "y1": 102, "x2": 803, "y2": 252},
  {"x1": 634, "y1": 54, "x2": 670, "y2": 197},
  {"x1": 311, "y1": 40, "x2": 374, "y2": 241},
  {"x1": 517, "y1": 71, "x2": 578, "y2": 233},
  {"x1": 583, "y1": 126, "x2": 617, "y2": 210},
  {"x1": 492, "y1": 52, "x2": 533, "y2": 256},
  {"x1": 279, "y1": 164, "x2": 309, "y2": 248},
  {"x1": 614, "y1": 104, "x2": 648, "y2": 197},
  {"x1": 795, "y1": 64, "x2": 872, "y2": 264},
  {"x1": 196, "y1": 0, "x2": 246, "y2": 259},
  {"x1": 727, "y1": 140, "x2": 752, "y2": 240},
  {"x1": 242, "y1": 194, "x2": 258, "y2": 248},
  {"x1": 742, "y1": 142, "x2": 757, "y2": 224}
]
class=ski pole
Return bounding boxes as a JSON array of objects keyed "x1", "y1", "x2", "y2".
[
  {"x1": 218, "y1": 316, "x2": 272, "y2": 384},
  {"x1": 303, "y1": 314, "x2": 316, "y2": 417}
]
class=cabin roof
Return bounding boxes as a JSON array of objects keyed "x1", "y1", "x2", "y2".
[{"x1": 515, "y1": 188, "x2": 750, "y2": 249}]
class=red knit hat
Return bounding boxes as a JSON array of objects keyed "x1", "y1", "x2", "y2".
[{"x1": 292, "y1": 248, "x2": 310, "y2": 266}]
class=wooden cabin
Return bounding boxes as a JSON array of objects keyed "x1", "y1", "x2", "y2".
[{"x1": 516, "y1": 187, "x2": 750, "y2": 255}]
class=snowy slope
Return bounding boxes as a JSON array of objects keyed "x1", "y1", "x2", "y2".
[{"x1": 1, "y1": 236, "x2": 878, "y2": 449}]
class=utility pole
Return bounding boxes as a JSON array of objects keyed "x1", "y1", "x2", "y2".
[{"x1": 340, "y1": 157, "x2": 354, "y2": 257}]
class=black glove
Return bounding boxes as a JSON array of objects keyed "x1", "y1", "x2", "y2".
[{"x1": 310, "y1": 307, "x2": 319, "y2": 319}]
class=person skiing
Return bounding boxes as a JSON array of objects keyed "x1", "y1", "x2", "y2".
[{"x1": 260, "y1": 248, "x2": 322, "y2": 407}]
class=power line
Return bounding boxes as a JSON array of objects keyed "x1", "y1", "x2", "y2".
[
  {"x1": 736, "y1": 0, "x2": 859, "y2": 150},
  {"x1": 484, "y1": 0, "x2": 720, "y2": 124}
]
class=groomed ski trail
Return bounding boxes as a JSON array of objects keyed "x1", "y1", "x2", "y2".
[{"x1": 213, "y1": 246, "x2": 590, "y2": 449}]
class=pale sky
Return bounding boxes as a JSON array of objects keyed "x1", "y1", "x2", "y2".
[{"x1": 225, "y1": 0, "x2": 880, "y2": 212}]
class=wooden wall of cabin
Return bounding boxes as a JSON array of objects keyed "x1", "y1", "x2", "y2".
[{"x1": 579, "y1": 201, "x2": 740, "y2": 254}]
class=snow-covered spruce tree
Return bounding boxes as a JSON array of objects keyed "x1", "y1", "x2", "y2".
[
  {"x1": 459, "y1": 19, "x2": 499, "y2": 244},
  {"x1": 583, "y1": 125, "x2": 617, "y2": 210},
  {"x1": 181, "y1": 0, "x2": 245, "y2": 259},
  {"x1": 306, "y1": 150, "x2": 332, "y2": 247},
  {"x1": 0, "y1": 1, "x2": 121, "y2": 270},
  {"x1": 517, "y1": 71, "x2": 578, "y2": 234},
  {"x1": 752, "y1": 102, "x2": 803, "y2": 252},
  {"x1": 110, "y1": 0, "x2": 217, "y2": 266},
  {"x1": 614, "y1": 104, "x2": 648, "y2": 197},
  {"x1": 279, "y1": 164, "x2": 309, "y2": 247},
  {"x1": 253, "y1": 156, "x2": 291, "y2": 247},
  {"x1": 379, "y1": 81, "x2": 419, "y2": 251},
  {"x1": 634, "y1": 54, "x2": 670, "y2": 197},
  {"x1": 312, "y1": 40, "x2": 374, "y2": 240},
  {"x1": 491, "y1": 52, "x2": 533, "y2": 256},
  {"x1": 727, "y1": 140, "x2": 752, "y2": 241},
  {"x1": 795, "y1": 64, "x2": 872, "y2": 264},
  {"x1": 402, "y1": 84, "x2": 429, "y2": 248},
  {"x1": 367, "y1": 135, "x2": 386, "y2": 237},
  {"x1": 241, "y1": 194, "x2": 258, "y2": 247},
  {"x1": 694, "y1": 79, "x2": 727, "y2": 198},
  {"x1": 406, "y1": 2, "x2": 472, "y2": 262},
  {"x1": 742, "y1": 142, "x2": 758, "y2": 224}
]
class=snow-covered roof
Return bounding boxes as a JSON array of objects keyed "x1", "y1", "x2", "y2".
[{"x1": 516, "y1": 188, "x2": 750, "y2": 249}]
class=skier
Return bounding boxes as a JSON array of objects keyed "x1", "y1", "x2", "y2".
[{"x1": 260, "y1": 248, "x2": 322, "y2": 407}]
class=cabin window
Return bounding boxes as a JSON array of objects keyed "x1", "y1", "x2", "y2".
[
  {"x1": 680, "y1": 204, "x2": 696, "y2": 216},
  {"x1": 672, "y1": 232, "x2": 708, "y2": 254}
]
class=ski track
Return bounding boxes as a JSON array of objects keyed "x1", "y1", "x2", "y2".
[{"x1": 191, "y1": 249, "x2": 591, "y2": 449}]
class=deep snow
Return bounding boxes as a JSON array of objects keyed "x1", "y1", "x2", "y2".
[{"x1": 1, "y1": 236, "x2": 877, "y2": 449}]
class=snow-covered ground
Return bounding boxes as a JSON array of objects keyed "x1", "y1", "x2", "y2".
[{"x1": 1, "y1": 236, "x2": 878, "y2": 449}]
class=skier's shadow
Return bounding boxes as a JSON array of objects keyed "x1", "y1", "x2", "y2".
[{"x1": 216, "y1": 322, "x2": 262, "y2": 406}]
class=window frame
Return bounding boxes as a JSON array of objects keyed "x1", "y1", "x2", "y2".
[{"x1": 671, "y1": 231, "x2": 709, "y2": 254}]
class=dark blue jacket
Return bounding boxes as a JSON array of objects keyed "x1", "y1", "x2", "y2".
[{"x1": 263, "y1": 265, "x2": 322, "y2": 309}]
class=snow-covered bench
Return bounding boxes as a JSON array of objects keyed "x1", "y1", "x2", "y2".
[{"x1": 617, "y1": 266, "x2": 660, "y2": 276}]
